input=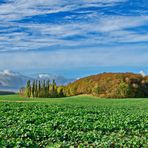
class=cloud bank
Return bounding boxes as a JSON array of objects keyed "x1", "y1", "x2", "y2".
[{"x1": 0, "y1": 0, "x2": 148, "y2": 76}]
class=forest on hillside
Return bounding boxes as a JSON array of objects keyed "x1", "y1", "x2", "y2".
[
  {"x1": 20, "y1": 73, "x2": 148, "y2": 98},
  {"x1": 65, "y1": 73, "x2": 148, "y2": 98}
]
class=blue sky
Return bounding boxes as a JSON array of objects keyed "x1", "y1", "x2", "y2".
[{"x1": 0, "y1": 0, "x2": 148, "y2": 78}]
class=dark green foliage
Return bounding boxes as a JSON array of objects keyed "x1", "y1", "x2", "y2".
[
  {"x1": 57, "y1": 86, "x2": 65, "y2": 97},
  {"x1": 31, "y1": 80, "x2": 35, "y2": 98},
  {"x1": 51, "y1": 80, "x2": 58, "y2": 98},
  {"x1": 41, "y1": 80, "x2": 46, "y2": 97},
  {"x1": 26, "y1": 80, "x2": 31, "y2": 98},
  {"x1": 37, "y1": 80, "x2": 41, "y2": 97},
  {"x1": 35, "y1": 80, "x2": 38, "y2": 97},
  {"x1": 46, "y1": 80, "x2": 50, "y2": 97}
]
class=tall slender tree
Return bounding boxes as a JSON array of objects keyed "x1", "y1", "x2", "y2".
[
  {"x1": 46, "y1": 80, "x2": 50, "y2": 97},
  {"x1": 52, "y1": 79, "x2": 57, "y2": 97},
  {"x1": 35, "y1": 80, "x2": 38, "y2": 97},
  {"x1": 32, "y1": 80, "x2": 35, "y2": 97},
  {"x1": 41, "y1": 80, "x2": 46, "y2": 97},
  {"x1": 24, "y1": 79, "x2": 64, "y2": 98},
  {"x1": 38, "y1": 80, "x2": 41, "y2": 97},
  {"x1": 26, "y1": 80, "x2": 31, "y2": 98}
]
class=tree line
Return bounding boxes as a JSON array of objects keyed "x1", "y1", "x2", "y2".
[
  {"x1": 20, "y1": 80, "x2": 65, "y2": 98},
  {"x1": 20, "y1": 73, "x2": 148, "y2": 98}
]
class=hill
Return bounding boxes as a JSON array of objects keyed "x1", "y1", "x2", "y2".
[{"x1": 65, "y1": 73, "x2": 148, "y2": 98}]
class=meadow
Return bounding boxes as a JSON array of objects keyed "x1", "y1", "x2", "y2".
[{"x1": 0, "y1": 95, "x2": 147, "y2": 147}]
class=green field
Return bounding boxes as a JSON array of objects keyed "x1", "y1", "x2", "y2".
[{"x1": 0, "y1": 95, "x2": 148, "y2": 147}]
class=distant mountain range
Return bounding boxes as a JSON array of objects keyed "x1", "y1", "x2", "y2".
[{"x1": 0, "y1": 70, "x2": 75, "y2": 91}]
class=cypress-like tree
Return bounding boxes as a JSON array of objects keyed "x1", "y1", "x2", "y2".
[
  {"x1": 24, "y1": 79, "x2": 65, "y2": 98},
  {"x1": 38, "y1": 80, "x2": 41, "y2": 97},
  {"x1": 46, "y1": 80, "x2": 50, "y2": 90},
  {"x1": 26, "y1": 80, "x2": 31, "y2": 98},
  {"x1": 41, "y1": 80, "x2": 46, "y2": 97},
  {"x1": 35, "y1": 80, "x2": 38, "y2": 97},
  {"x1": 46, "y1": 80, "x2": 50, "y2": 97},
  {"x1": 52, "y1": 79, "x2": 57, "y2": 97},
  {"x1": 32, "y1": 80, "x2": 35, "y2": 97}
]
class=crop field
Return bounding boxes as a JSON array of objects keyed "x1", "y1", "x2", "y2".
[{"x1": 0, "y1": 95, "x2": 148, "y2": 147}]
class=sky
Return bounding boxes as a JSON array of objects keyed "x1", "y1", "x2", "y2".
[{"x1": 0, "y1": 0, "x2": 148, "y2": 78}]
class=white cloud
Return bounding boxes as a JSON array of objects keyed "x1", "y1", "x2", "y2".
[
  {"x1": 0, "y1": 14, "x2": 148, "y2": 52},
  {"x1": 0, "y1": 0, "x2": 148, "y2": 74},
  {"x1": 0, "y1": 45, "x2": 148, "y2": 72},
  {"x1": 38, "y1": 74, "x2": 50, "y2": 79},
  {"x1": 0, "y1": 0, "x2": 127, "y2": 21},
  {"x1": 0, "y1": 0, "x2": 147, "y2": 53},
  {"x1": 139, "y1": 70, "x2": 146, "y2": 77}
]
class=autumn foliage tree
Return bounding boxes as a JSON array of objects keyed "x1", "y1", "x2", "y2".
[{"x1": 65, "y1": 73, "x2": 148, "y2": 98}]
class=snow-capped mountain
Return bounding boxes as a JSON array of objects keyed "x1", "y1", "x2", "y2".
[
  {"x1": 0, "y1": 70, "x2": 74, "y2": 91},
  {"x1": 0, "y1": 70, "x2": 31, "y2": 91}
]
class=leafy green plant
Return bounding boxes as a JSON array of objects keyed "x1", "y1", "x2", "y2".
[{"x1": 0, "y1": 96, "x2": 147, "y2": 147}]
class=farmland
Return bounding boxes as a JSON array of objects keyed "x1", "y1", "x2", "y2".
[{"x1": 0, "y1": 95, "x2": 148, "y2": 147}]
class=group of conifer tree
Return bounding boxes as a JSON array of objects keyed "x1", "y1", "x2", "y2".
[{"x1": 22, "y1": 79, "x2": 65, "y2": 98}]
